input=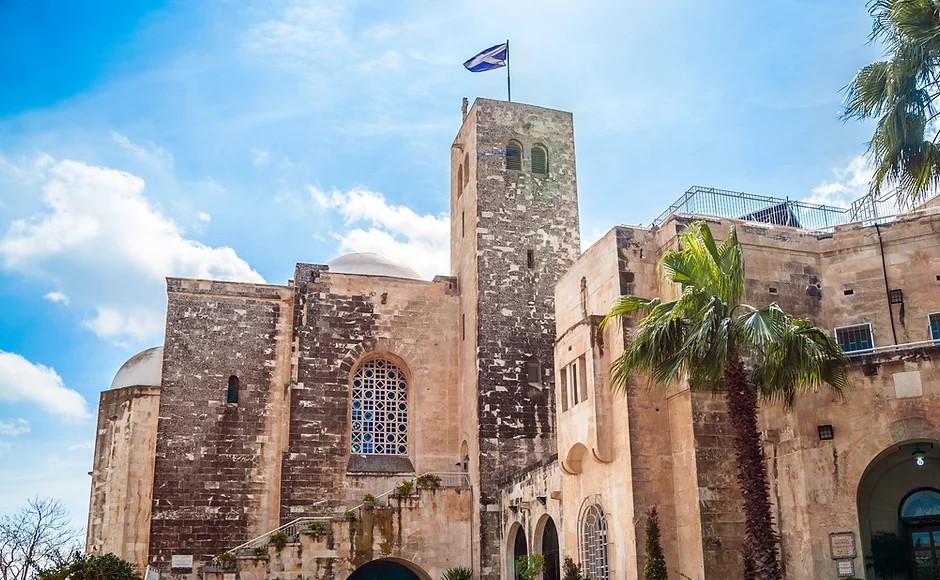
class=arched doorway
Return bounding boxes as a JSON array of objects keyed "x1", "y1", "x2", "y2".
[
  {"x1": 858, "y1": 441, "x2": 940, "y2": 579},
  {"x1": 513, "y1": 525, "x2": 528, "y2": 580},
  {"x1": 541, "y1": 517, "x2": 560, "y2": 580},
  {"x1": 347, "y1": 559, "x2": 424, "y2": 580}
]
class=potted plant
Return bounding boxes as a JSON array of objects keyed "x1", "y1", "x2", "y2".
[
  {"x1": 416, "y1": 474, "x2": 442, "y2": 490},
  {"x1": 440, "y1": 566, "x2": 473, "y2": 580},
  {"x1": 252, "y1": 546, "x2": 269, "y2": 560},
  {"x1": 562, "y1": 558, "x2": 584, "y2": 580},
  {"x1": 362, "y1": 493, "x2": 377, "y2": 506},
  {"x1": 305, "y1": 520, "x2": 329, "y2": 537},
  {"x1": 394, "y1": 479, "x2": 415, "y2": 497},
  {"x1": 344, "y1": 509, "x2": 357, "y2": 521},
  {"x1": 268, "y1": 531, "x2": 289, "y2": 552},
  {"x1": 215, "y1": 552, "x2": 235, "y2": 570}
]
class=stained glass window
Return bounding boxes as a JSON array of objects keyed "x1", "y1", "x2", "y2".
[
  {"x1": 350, "y1": 359, "x2": 408, "y2": 456},
  {"x1": 902, "y1": 489, "x2": 940, "y2": 518}
]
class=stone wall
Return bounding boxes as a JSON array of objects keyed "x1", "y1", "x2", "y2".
[
  {"x1": 86, "y1": 385, "x2": 160, "y2": 570},
  {"x1": 149, "y1": 279, "x2": 294, "y2": 571}
]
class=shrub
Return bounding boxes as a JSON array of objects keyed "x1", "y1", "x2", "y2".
[
  {"x1": 562, "y1": 557, "x2": 584, "y2": 580},
  {"x1": 362, "y1": 493, "x2": 377, "y2": 503},
  {"x1": 515, "y1": 554, "x2": 544, "y2": 580},
  {"x1": 215, "y1": 552, "x2": 235, "y2": 569},
  {"x1": 644, "y1": 506, "x2": 668, "y2": 580},
  {"x1": 268, "y1": 531, "x2": 289, "y2": 552},
  {"x1": 344, "y1": 509, "x2": 356, "y2": 520},
  {"x1": 416, "y1": 474, "x2": 442, "y2": 489},
  {"x1": 395, "y1": 479, "x2": 415, "y2": 497},
  {"x1": 252, "y1": 547, "x2": 269, "y2": 559},
  {"x1": 870, "y1": 531, "x2": 907, "y2": 579},
  {"x1": 440, "y1": 566, "x2": 473, "y2": 580},
  {"x1": 305, "y1": 521, "x2": 329, "y2": 536}
]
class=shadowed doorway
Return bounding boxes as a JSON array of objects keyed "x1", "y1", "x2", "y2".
[{"x1": 347, "y1": 559, "x2": 421, "y2": 580}]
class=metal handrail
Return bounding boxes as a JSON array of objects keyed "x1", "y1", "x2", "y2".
[{"x1": 847, "y1": 339, "x2": 940, "y2": 357}]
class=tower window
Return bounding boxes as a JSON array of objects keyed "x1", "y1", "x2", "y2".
[
  {"x1": 464, "y1": 153, "x2": 470, "y2": 185},
  {"x1": 351, "y1": 359, "x2": 408, "y2": 456},
  {"x1": 457, "y1": 165, "x2": 463, "y2": 197},
  {"x1": 527, "y1": 249, "x2": 534, "y2": 269},
  {"x1": 506, "y1": 140, "x2": 522, "y2": 171},
  {"x1": 226, "y1": 375, "x2": 239, "y2": 404},
  {"x1": 531, "y1": 144, "x2": 548, "y2": 175}
]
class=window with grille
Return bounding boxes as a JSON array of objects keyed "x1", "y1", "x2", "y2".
[
  {"x1": 531, "y1": 144, "x2": 548, "y2": 175},
  {"x1": 835, "y1": 323, "x2": 874, "y2": 353},
  {"x1": 579, "y1": 500, "x2": 609, "y2": 580},
  {"x1": 930, "y1": 312, "x2": 940, "y2": 341},
  {"x1": 506, "y1": 140, "x2": 522, "y2": 171},
  {"x1": 350, "y1": 359, "x2": 408, "y2": 455}
]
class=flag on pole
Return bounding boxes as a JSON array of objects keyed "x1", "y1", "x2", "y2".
[{"x1": 463, "y1": 42, "x2": 508, "y2": 72}]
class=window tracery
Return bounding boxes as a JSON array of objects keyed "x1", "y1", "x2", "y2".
[{"x1": 350, "y1": 359, "x2": 408, "y2": 455}]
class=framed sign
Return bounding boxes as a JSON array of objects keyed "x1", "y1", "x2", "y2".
[
  {"x1": 170, "y1": 555, "x2": 193, "y2": 570},
  {"x1": 829, "y1": 532, "x2": 857, "y2": 559},
  {"x1": 835, "y1": 558, "x2": 856, "y2": 577}
]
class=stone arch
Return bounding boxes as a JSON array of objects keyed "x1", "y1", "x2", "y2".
[
  {"x1": 506, "y1": 521, "x2": 527, "y2": 579},
  {"x1": 533, "y1": 514, "x2": 560, "y2": 580},
  {"x1": 347, "y1": 557, "x2": 432, "y2": 580},
  {"x1": 562, "y1": 442, "x2": 589, "y2": 475}
]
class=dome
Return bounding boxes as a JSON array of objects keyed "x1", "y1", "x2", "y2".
[
  {"x1": 326, "y1": 252, "x2": 423, "y2": 280},
  {"x1": 110, "y1": 346, "x2": 164, "y2": 390}
]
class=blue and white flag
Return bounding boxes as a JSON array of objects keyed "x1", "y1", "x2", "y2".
[{"x1": 463, "y1": 42, "x2": 508, "y2": 72}]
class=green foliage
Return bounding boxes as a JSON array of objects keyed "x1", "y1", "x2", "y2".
[
  {"x1": 643, "y1": 507, "x2": 668, "y2": 580},
  {"x1": 562, "y1": 557, "x2": 584, "y2": 580},
  {"x1": 305, "y1": 521, "x2": 329, "y2": 536},
  {"x1": 870, "y1": 531, "x2": 908, "y2": 579},
  {"x1": 514, "y1": 554, "x2": 544, "y2": 580},
  {"x1": 844, "y1": 0, "x2": 940, "y2": 204},
  {"x1": 268, "y1": 531, "x2": 289, "y2": 552},
  {"x1": 37, "y1": 553, "x2": 140, "y2": 580},
  {"x1": 416, "y1": 474, "x2": 442, "y2": 489},
  {"x1": 362, "y1": 493, "x2": 377, "y2": 503},
  {"x1": 395, "y1": 479, "x2": 415, "y2": 496},
  {"x1": 440, "y1": 566, "x2": 474, "y2": 580},
  {"x1": 215, "y1": 552, "x2": 235, "y2": 570},
  {"x1": 344, "y1": 509, "x2": 357, "y2": 520},
  {"x1": 252, "y1": 546, "x2": 269, "y2": 559}
]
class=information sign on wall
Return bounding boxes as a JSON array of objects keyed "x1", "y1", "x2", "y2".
[{"x1": 829, "y1": 532, "x2": 857, "y2": 559}]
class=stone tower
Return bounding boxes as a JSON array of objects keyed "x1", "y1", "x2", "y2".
[{"x1": 451, "y1": 98, "x2": 580, "y2": 578}]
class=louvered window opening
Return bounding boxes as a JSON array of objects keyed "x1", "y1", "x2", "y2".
[
  {"x1": 579, "y1": 501, "x2": 610, "y2": 580},
  {"x1": 531, "y1": 145, "x2": 547, "y2": 175},
  {"x1": 835, "y1": 324, "x2": 874, "y2": 353},
  {"x1": 351, "y1": 359, "x2": 408, "y2": 455},
  {"x1": 506, "y1": 142, "x2": 522, "y2": 171}
]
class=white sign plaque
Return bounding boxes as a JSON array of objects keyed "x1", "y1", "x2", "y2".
[
  {"x1": 829, "y1": 532, "x2": 857, "y2": 559},
  {"x1": 170, "y1": 555, "x2": 193, "y2": 570},
  {"x1": 835, "y1": 558, "x2": 855, "y2": 577}
]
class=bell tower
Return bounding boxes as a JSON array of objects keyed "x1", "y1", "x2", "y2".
[{"x1": 450, "y1": 98, "x2": 581, "y2": 578}]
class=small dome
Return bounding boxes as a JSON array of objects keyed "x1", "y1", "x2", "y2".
[
  {"x1": 110, "y1": 346, "x2": 164, "y2": 390},
  {"x1": 327, "y1": 252, "x2": 422, "y2": 280}
]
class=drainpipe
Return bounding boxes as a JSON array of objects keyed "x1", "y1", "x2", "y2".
[{"x1": 874, "y1": 223, "x2": 898, "y2": 345}]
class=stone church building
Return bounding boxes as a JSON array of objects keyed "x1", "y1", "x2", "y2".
[{"x1": 87, "y1": 98, "x2": 940, "y2": 580}]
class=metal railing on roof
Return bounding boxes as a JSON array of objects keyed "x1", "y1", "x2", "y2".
[{"x1": 650, "y1": 185, "x2": 936, "y2": 231}]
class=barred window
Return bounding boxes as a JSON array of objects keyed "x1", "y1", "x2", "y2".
[
  {"x1": 506, "y1": 140, "x2": 522, "y2": 171},
  {"x1": 930, "y1": 312, "x2": 940, "y2": 341},
  {"x1": 835, "y1": 323, "x2": 874, "y2": 353},
  {"x1": 531, "y1": 144, "x2": 548, "y2": 175},
  {"x1": 579, "y1": 499, "x2": 609, "y2": 579},
  {"x1": 350, "y1": 359, "x2": 408, "y2": 455}
]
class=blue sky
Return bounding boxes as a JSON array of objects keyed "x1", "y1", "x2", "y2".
[{"x1": 0, "y1": 1, "x2": 881, "y2": 531}]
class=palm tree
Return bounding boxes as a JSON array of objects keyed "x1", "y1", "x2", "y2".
[
  {"x1": 601, "y1": 221, "x2": 849, "y2": 580},
  {"x1": 845, "y1": 0, "x2": 940, "y2": 204}
]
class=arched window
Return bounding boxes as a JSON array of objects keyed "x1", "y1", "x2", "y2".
[
  {"x1": 512, "y1": 526, "x2": 528, "y2": 580},
  {"x1": 351, "y1": 359, "x2": 408, "y2": 455},
  {"x1": 464, "y1": 153, "x2": 470, "y2": 185},
  {"x1": 506, "y1": 140, "x2": 522, "y2": 171},
  {"x1": 531, "y1": 144, "x2": 548, "y2": 175},
  {"x1": 579, "y1": 499, "x2": 609, "y2": 579},
  {"x1": 541, "y1": 517, "x2": 561, "y2": 580},
  {"x1": 457, "y1": 165, "x2": 463, "y2": 197},
  {"x1": 227, "y1": 375, "x2": 239, "y2": 404},
  {"x1": 901, "y1": 489, "x2": 940, "y2": 518}
]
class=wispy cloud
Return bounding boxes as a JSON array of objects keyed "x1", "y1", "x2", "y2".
[
  {"x1": 0, "y1": 352, "x2": 90, "y2": 419},
  {"x1": 0, "y1": 418, "x2": 29, "y2": 437},
  {"x1": 110, "y1": 131, "x2": 174, "y2": 171},
  {"x1": 310, "y1": 185, "x2": 449, "y2": 278},
  {"x1": 43, "y1": 291, "x2": 69, "y2": 305}
]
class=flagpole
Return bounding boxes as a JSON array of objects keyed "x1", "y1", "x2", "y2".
[{"x1": 506, "y1": 39, "x2": 511, "y2": 102}]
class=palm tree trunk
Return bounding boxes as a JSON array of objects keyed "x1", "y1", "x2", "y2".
[{"x1": 724, "y1": 360, "x2": 783, "y2": 580}]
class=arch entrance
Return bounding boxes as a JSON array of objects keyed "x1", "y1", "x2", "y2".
[
  {"x1": 858, "y1": 440, "x2": 940, "y2": 579},
  {"x1": 347, "y1": 559, "x2": 426, "y2": 580}
]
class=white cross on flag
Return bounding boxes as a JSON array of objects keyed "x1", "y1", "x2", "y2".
[{"x1": 463, "y1": 42, "x2": 508, "y2": 72}]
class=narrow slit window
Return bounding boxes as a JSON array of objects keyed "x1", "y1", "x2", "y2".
[
  {"x1": 525, "y1": 356, "x2": 541, "y2": 386},
  {"x1": 457, "y1": 165, "x2": 463, "y2": 197},
  {"x1": 505, "y1": 140, "x2": 522, "y2": 171},
  {"x1": 570, "y1": 361, "x2": 579, "y2": 405},
  {"x1": 527, "y1": 249, "x2": 534, "y2": 269},
  {"x1": 227, "y1": 375, "x2": 239, "y2": 404},
  {"x1": 559, "y1": 367, "x2": 569, "y2": 411},
  {"x1": 531, "y1": 145, "x2": 548, "y2": 175},
  {"x1": 462, "y1": 211, "x2": 465, "y2": 238},
  {"x1": 464, "y1": 153, "x2": 470, "y2": 185}
]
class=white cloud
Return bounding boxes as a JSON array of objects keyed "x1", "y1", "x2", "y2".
[
  {"x1": 251, "y1": 148, "x2": 270, "y2": 167},
  {"x1": 68, "y1": 440, "x2": 94, "y2": 451},
  {"x1": 110, "y1": 131, "x2": 174, "y2": 170},
  {"x1": 310, "y1": 185, "x2": 449, "y2": 278},
  {"x1": 43, "y1": 291, "x2": 69, "y2": 305},
  {"x1": 198, "y1": 211, "x2": 212, "y2": 223},
  {"x1": 807, "y1": 155, "x2": 873, "y2": 208},
  {"x1": 0, "y1": 352, "x2": 90, "y2": 419},
  {"x1": 0, "y1": 418, "x2": 29, "y2": 437},
  {"x1": 0, "y1": 157, "x2": 263, "y2": 343}
]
